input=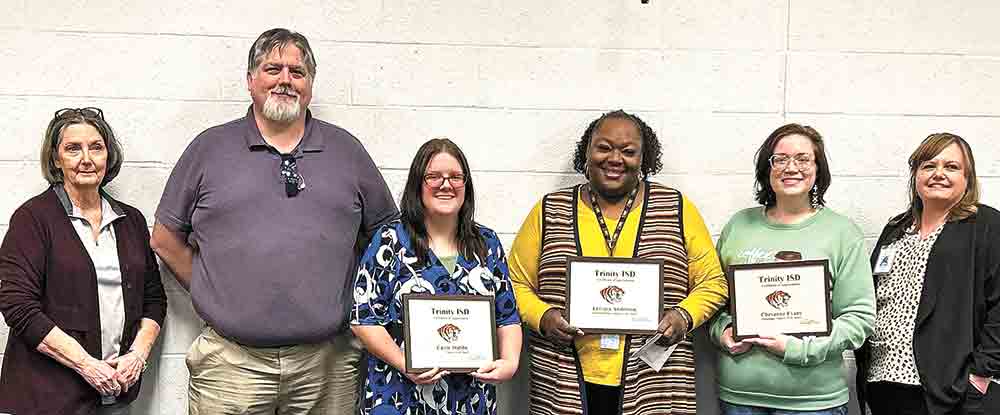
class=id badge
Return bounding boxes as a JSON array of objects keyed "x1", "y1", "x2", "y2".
[
  {"x1": 600, "y1": 334, "x2": 621, "y2": 350},
  {"x1": 873, "y1": 247, "x2": 897, "y2": 275}
]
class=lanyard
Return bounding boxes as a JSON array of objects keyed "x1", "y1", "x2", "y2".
[{"x1": 587, "y1": 183, "x2": 640, "y2": 255}]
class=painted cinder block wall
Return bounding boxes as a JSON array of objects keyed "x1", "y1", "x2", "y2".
[{"x1": 2, "y1": 1, "x2": 1000, "y2": 414}]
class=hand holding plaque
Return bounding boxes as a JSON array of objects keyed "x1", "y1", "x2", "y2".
[
  {"x1": 539, "y1": 308, "x2": 583, "y2": 346},
  {"x1": 469, "y1": 357, "x2": 517, "y2": 384},
  {"x1": 742, "y1": 334, "x2": 790, "y2": 357},
  {"x1": 404, "y1": 367, "x2": 449, "y2": 384},
  {"x1": 719, "y1": 326, "x2": 751, "y2": 355}
]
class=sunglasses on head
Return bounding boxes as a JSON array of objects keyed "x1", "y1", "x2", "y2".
[{"x1": 54, "y1": 107, "x2": 105, "y2": 120}]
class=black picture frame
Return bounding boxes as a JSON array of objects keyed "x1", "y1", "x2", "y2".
[
  {"x1": 726, "y1": 259, "x2": 834, "y2": 341},
  {"x1": 565, "y1": 256, "x2": 665, "y2": 335},
  {"x1": 402, "y1": 294, "x2": 499, "y2": 373}
]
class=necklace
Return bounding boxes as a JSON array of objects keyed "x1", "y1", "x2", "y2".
[{"x1": 587, "y1": 183, "x2": 641, "y2": 255}]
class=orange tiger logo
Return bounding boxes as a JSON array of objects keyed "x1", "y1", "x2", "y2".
[
  {"x1": 600, "y1": 285, "x2": 626, "y2": 304},
  {"x1": 437, "y1": 323, "x2": 461, "y2": 343},
  {"x1": 765, "y1": 290, "x2": 791, "y2": 309}
]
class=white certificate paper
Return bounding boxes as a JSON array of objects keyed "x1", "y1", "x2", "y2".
[
  {"x1": 403, "y1": 294, "x2": 498, "y2": 373},
  {"x1": 728, "y1": 259, "x2": 833, "y2": 340},
  {"x1": 566, "y1": 257, "x2": 664, "y2": 334}
]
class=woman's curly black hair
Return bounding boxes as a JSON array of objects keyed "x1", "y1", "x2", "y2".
[{"x1": 572, "y1": 110, "x2": 663, "y2": 178}]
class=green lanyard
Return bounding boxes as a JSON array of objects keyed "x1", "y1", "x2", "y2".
[{"x1": 587, "y1": 183, "x2": 640, "y2": 255}]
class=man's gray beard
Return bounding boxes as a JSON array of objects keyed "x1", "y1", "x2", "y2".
[{"x1": 262, "y1": 96, "x2": 300, "y2": 123}]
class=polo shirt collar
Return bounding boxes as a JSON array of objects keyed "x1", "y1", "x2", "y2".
[
  {"x1": 53, "y1": 183, "x2": 127, "y2": 218},
  {"x1": 243, "y1": 106, "x2": 325, "y2": 153}
]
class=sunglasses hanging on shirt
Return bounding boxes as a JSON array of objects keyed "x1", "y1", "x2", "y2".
[{"x1": 279, "y1": 154, "x2": 306, "y2": 197}]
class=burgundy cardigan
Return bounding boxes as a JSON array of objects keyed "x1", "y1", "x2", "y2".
[{"x1": 0, "y1": 186, "x2": 167, "y2": 415}]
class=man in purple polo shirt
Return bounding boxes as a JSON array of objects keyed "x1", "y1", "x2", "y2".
[{"x1": 150, "y1": 28, "x2": 397, "y2": 414}]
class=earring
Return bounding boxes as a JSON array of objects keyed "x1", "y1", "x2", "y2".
[{"x1": 810, "y1": 185, "x2": 819, "y2": 208}]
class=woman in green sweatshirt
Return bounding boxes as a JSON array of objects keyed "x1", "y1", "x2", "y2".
[{"x1": 709, "y1": 124, "x2": 875, "y2": 414}]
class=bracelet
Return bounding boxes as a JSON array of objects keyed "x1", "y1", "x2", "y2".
[
  {"x1": 672, "y1": 307, "x2": 693, "y2": 333},
  {"x1": 126, "y1": 349, "x2": 149, "y2": 373}
]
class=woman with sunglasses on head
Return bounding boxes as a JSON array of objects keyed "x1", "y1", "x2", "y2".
[
  {"x1": 350, "y1": 138, "x2": 522, "y2": 415},
  {"x1": 856, "y1": 133, "x2": 1000, "y2": 414},
  {"x1": 0, "y1": 108, "x2": 167, "y2": 415},
  {"x1": 709, "y1": 124, "x2": 875, "y2": 415}
]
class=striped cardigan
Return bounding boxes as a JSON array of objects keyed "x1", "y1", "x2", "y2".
[{"x1": 527, "y1": 183, "x2": 697, "y2": 415}]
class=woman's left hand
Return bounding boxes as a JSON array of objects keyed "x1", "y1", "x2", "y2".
[
  {"x1": 655, "y1": 308, "x2": 688, "y2": 346},
  {"x1": 106, "y1": 349, "x2": 147, "y2": 393},
  {"x1": 742, "y1": 335, "x2": 789, "y2": 357},
  {"x1": 470, "y1": 359, "x2": 517, "y2": 384}
]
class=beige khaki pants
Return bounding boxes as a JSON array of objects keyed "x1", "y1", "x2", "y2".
[{"x1": 186, "y1": 327, "x2": 361, "y2": 415}]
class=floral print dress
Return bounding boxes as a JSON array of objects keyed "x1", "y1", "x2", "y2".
[{"x1": 351, "y1": 220, "x2": 520, "y2": 415}]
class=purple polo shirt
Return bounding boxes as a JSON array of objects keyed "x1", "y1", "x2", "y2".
[{"x1": 155, "y1": 108, "x2": 397, "y2": 347}]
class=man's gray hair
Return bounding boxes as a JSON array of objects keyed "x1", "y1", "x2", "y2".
[{"x1": 247, "y1": 28, "x2": 317, "y2": 78}]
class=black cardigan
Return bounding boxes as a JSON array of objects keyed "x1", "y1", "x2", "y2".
[{"x1": 855, "y1": 204, "x2": 1000, "y2": 414}]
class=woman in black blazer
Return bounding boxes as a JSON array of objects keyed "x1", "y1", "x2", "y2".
[{"x1": 856, "y1": 133, "x2": 999, "y2": 415}]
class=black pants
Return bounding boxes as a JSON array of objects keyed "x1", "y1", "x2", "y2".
[
  {"x1": 866, "y1": 382, "x2": 928, "y2": 415},
  {"x1": 866, "y1": 381, "x2": 997, "y2": 415},
  {"x1": 585, "y1": 382, "x2": 623, "y2": 415}
]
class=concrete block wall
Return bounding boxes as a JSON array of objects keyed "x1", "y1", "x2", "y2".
[{"x1": 2, "y1": 1, "x2": 1000, "y2": 414}]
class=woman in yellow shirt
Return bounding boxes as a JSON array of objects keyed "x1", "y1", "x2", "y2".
[{"x1": 509, "y1": 110, "x2": 729, "y2": 415}]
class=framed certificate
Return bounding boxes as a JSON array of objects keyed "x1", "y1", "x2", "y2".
[
  {"x1": 402, "y1": 294, "x2": 499, "y2": 373},
  {"x1": 727, "y1": 259, "x2": 833, "y2": 341},
  {"x1": 565, "y1": 256, "x2": 664, "y2": 334}
]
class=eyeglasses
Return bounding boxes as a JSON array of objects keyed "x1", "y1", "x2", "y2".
[
  {"x1": 54, "y1": 107, "x2": 105, "y2": 120},
  {"x1": 423, "y1": 173, "x2": 466, "y2": 188},
  {"x1": 769, "y1": 153, "x2": 815, "y2": 171},
  {"x1": 280, "y1": 154, "x2": 306, "y2": 197}
]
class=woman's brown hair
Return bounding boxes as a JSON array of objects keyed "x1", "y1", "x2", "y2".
[
  {"x1": 904, "y1": 132, "x2": 979, "y2": 226},
  {"x1": 399, "y1": 138, "x2": 487, "y2": 264}
]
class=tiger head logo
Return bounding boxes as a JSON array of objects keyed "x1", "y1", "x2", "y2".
[
  {"x1": 766, "y1": 290, "x2": 792, "y2": 309},
  {"x1": 437, "y1": 323, "x2": 461, "y2": 343},
  {"x1": 600, "y1": 285, "x2": 626, "y2": 305}
]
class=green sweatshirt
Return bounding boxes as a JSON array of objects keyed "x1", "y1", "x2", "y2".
[{"x1": 709, "y1": 207, "x2": 875, "y2": 410}]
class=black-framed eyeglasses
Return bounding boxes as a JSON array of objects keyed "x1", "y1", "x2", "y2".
[
  {"x1": 423, "y1": 173, "x2": 466, "y2": 188},
  {"x1": 280, "y1": 154, "x2": 306, "y2": 197},
  {"x1": 54, "y1": 107, "x2": 105, "y2": 120}
]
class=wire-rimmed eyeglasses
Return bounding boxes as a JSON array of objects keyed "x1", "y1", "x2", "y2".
[{"x1": 769, "y1": 153, "x2": 815, "y2": 171}]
